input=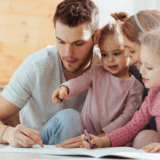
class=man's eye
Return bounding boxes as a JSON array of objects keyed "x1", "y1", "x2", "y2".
[
  {"x1": 114, "y1": 52, "x2": 120, "y2": 56},
  {"x1": 59, "y1": 41, "x2": 65, "y2": 44},
  {"x1": 75, "y1": 42, "x2": 83, "y2": 46}
]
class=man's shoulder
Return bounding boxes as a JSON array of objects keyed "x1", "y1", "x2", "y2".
[
  {"x1": 21, "y1": 45, "x2": 60, "y2": 75},
  {"x1": 30, "y1": 45, "x2": 58, "y2": 60},
  {"x1": 27, "y1": 45, "x2": 58, "y2": 66}
]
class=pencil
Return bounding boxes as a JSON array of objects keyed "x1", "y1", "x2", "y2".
[{"x1": 84, "y1": 129, "x2": 93, "y2": 149}]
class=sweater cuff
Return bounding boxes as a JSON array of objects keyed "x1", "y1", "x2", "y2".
[{"x1": 105, "y1": 132, "x2": 120, "y2": 147}]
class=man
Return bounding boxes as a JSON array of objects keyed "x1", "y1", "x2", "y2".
[{"x1": 0, "y1": 0, "x2": 100, "y2": 147}]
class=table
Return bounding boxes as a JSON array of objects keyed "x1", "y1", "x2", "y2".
[{"x1": 0, "y1": 144, "x2": 142, "y2": 160}]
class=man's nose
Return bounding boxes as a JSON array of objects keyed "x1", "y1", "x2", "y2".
[{"x1": 65, "y1": 44, "x2": 74, "y2": 57}]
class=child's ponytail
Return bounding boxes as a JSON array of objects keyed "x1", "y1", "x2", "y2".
[
  {"x1": 98, "y1": 12, "x2": 128, "y2": 45},
  {"x1": 111, "y1": 12, "x2": 129, "y2": 22}
]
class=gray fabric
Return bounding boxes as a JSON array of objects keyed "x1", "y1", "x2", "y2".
[{"x1": 1, "y1": 45, "x2": 98, "y2": 131}]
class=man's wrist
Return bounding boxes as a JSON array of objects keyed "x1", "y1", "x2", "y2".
[{"x1": 1, "y1": 126, "x2": 13, "y2": 144}]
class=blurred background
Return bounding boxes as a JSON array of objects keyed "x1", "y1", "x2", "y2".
[{"x1": 0, "y1": 0, "x2": 160, "y2": 85}]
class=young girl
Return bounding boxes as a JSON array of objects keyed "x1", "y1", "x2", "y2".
[
  {"x1": 81, "y1": 27, "x2": 160, "y2": 153},
  {"x1": 52, "y1": 13, "x2": 144, "y2": 137}
]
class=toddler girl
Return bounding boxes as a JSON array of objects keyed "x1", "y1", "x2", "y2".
[
  {"x1": 81, "y1": 27, "x2": 160, "y2": 153},
  {"x1": 52, "y1": 13, "x2": 144, "y2": 136}
]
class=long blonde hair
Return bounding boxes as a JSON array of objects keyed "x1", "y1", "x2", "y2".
[
  {"x1": 140, "y1": 27, "x2": 160, "y2": 55},
  {"x1": 122, "y1": 9, "x2": 160, "y2": 44}
]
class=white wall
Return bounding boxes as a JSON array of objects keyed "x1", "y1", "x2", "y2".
[
  {"x1": 93, "y1": 0, "x2": 135, "y2": 27},
  {"x1": 134, "y1": 0, "x2": 160, "y2": 12},
  {"x1": 93, "y1": 0, "x2": 160, "y2": 28}
]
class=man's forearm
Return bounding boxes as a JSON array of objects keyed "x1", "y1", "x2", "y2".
[{"x1": 4, "y1": 112, "x2": 20, "y2": 127}]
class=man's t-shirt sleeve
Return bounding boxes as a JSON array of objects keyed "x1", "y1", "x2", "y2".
[{"x1": 1, "y1": 57, "x2": 35, "y2": 109}]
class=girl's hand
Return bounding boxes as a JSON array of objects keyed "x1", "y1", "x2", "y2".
[
  {"x1": 142, "y1": 142, "x2": 160, "y2": 153},
  {"x1": 81, "y1": 134, "x2": 111, "y2": 149},
  {"x1": 3, "y1": 124, "x2": 43, "y2": 148},
  {"x1": 56, "y1": 135, "x2": 83, "y2": 148},
  {"x1": 52, "y1": 86, "x2": 69, "y2": 103}
]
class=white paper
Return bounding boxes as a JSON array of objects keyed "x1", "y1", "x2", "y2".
[{"x1": 1, "y1": 145, "x2": 160, "y2": 159}]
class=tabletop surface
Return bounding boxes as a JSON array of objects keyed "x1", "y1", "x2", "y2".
[{"x1": 0, "y1": 144, "x2": 141, "y2": 160}]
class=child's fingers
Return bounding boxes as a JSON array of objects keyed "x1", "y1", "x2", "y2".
[
  {"x1": 52, "y1": 89, "x2": 61, "y2": 103},
  {"x1": 80, "y1": 144, "x2": 85, "y2": 148},
  {"x1": 142, "y1": 145, "x2": 150, "y2": 152},
  {"x1": 88, "y1": 134, "x2": 98, "y2": 141},
  {"x1": 142, "y1": 143, "x2": 160, "y2": 153},
  {"x1": 52, "y1": 89, "x2": 59, "y2": 99},
  {"x1": 59, "y1": 86, "x2": 69, "y2": 99},
  {"x1": 142, "y1": 145, "x2": 147, "y2": 150},
  {"x1": 89, "y1": 134, "x2": 95, "y2": 138},
  {"x1": 91, "y1": 139, "x2": 96, "y2": 144},
  {"x1": 147, "y1": 143, "x2": 160, "y2": 153},
  {"x1": 83, "y1": 140, "x2": 91, "y2": 149},
  {"x1": 81, "y1": 134, "x2": 91, "y2": 149},
  {"x1": 91, "y1": 138, "x2": 100, "y2": 147},
  {"x1": 59, "y1": 90, "x2": 68, "y2": 99},
  {"x1": 81, "y1": 134, "x2": 88, "y2": 141},
  {"x1": 150, "y1": 146, "x2": 160, "y2": 153},
  {"x1": 143, "y1": 143, "x2": 156, "y2": 153}
]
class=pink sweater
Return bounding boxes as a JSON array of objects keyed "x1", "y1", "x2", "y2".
[
  {"x1": 62, "y1": 65, "x2": 144, "y2": 135},
  {"x1": 106, "y1": 86, "x2": 160, "y2": 147}
]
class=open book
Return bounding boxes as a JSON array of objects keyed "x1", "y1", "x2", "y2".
[{"x1": 1, "y1": 145, "x2": 160, "y2": 159}]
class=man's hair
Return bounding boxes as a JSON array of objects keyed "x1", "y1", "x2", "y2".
[{"x1": 53, "y1": 0, "x2": 99, "y2": 34}]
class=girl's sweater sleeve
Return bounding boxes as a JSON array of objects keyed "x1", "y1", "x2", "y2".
[
  {"x1": 106, "y1": 91, "x2": 152, "y2": 147},
  {"x1": 62, "y1": 67, "x2": 93, "y2": 99}
]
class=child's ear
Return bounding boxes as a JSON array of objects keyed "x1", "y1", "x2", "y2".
[{"x1": 94, "y1": 28, "x2": 102, "y2": 45}]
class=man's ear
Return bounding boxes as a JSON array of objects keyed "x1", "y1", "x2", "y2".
[{"x1": 93, "y1": 28, "x2": 102, "y2": 45}]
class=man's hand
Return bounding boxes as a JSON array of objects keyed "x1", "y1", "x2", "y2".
[
  {"x1": 56, "y1": 135, "x2": 84, "y2": 148},
  {"x1": 52, "y1": 86, "x2": 69, "y2": 103},
  {"x1": 3, "y1": 124, "x2": 43, "y2": 148}
]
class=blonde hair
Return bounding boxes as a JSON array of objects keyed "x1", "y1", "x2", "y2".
[
  {"x1": 98, "y1": 12, "x2": 128, "y2": 45},
  {"x1": 140, "y1": 27, "x2": 160, "y2": 55},
  {"x1": 122, "y1": 9, "x2": 160, "y2": 44}
]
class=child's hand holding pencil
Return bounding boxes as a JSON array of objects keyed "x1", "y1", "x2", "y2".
[
  {"x1": 52, "y1": 86, "x2": 69, "y2": 103},
  {"x1": 81, "y1": 129, "x2": 111, "y2": 149}
]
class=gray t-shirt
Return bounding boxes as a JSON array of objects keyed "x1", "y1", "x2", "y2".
[{"x1": 1, "y1": 45, "x2": 100, "y2": 131}]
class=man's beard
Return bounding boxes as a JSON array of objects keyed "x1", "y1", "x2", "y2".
[{"x1": 61, "y1": 45, "x2": 94, "y2": 73}]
